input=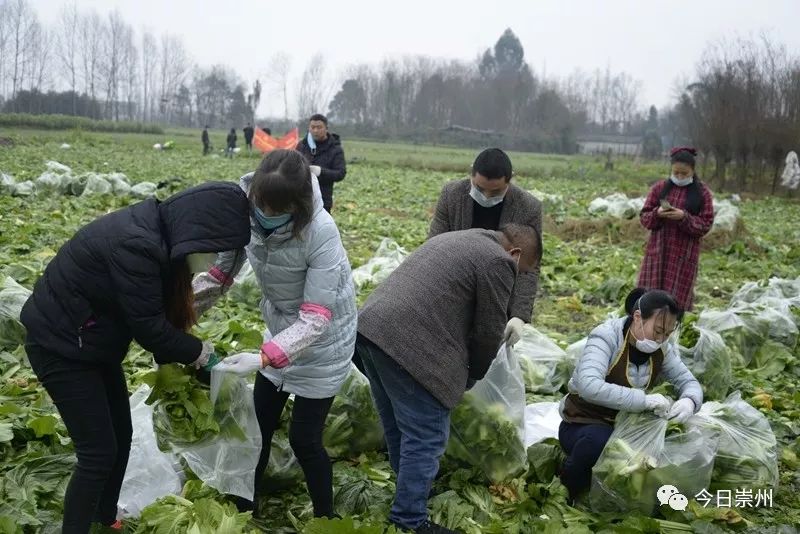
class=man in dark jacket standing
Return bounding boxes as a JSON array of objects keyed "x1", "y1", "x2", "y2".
[
  {"x1": 295, "y1": 113, "x2": 346, "y2": 212},
  {"x1": 355, "y1": 224, "x2": 542, "y2": 534},
  {"x1": 202, "y1": 125, "x2": 210, "y2": 155},
  {"x1": 243, "y1": 123, "x2": 255, "y2": 152},
  {"x1": 20, "y1": 182, "x2": 251, "y2": 533},
  {"x1": 429, "y1": 148, "x2": 543, "y2": 348}
]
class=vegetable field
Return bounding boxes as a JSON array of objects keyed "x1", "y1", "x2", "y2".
[{"x1": 1, "y1": 128, "x2": 799, "y2": 533}]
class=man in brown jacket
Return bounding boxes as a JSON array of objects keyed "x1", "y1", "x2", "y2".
[
  {"x1": 355, "y1": 224, "x2": 542, "y2": 534},
  {"x1": 429, "y1": 148, "x2": 542, "y2": 348}
]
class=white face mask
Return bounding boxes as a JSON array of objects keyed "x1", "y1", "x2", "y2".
[
  {"x1": 670, "y1": 175, "x2": 693, "y2": 187},
  {"x1": 186, "y1": 252, "x2": 217, "y2": 273},
  {"x1": 634, "y1": 309, "x2": 663, "y2": 353},
  {"x1": 469, "y1": 181, "x2": 507, "y2": 208}
]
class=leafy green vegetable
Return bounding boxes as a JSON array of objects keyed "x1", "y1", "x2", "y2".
[
  {"x1": 679, "y1": 327, "x2": 732, "y2": 401},
  {"x1": 142, "y1": 364, "x2": 219, "y2": 451},
  {"x1": 323, "y1": 368, "x2": 385, "y2": 459},
  {"x1": 133, "y1": 494, "x2": 253, "y2": 534},
  {"x1": 446, "y1": 392, "x2": 527, "y2": 483}
]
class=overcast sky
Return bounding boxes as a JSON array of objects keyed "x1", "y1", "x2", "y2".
[{"x1": 32, "y1": 0, "x2": 800, "y2": 119}]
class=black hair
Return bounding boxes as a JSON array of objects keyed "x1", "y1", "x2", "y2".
[
  {"x1": 500, "y1": 223, "x2": 542, "y2": 269},
  {"x1": 264, "y1": 127, "x2": 272, "y2": 135},
  {"x1": 230, "y1": 128, "x2": 235, "y2": 134},
  {"x1": 250, "y1": 149, "x2": 314, "y2": 240},
  {"x1": 472, "y1": 148, "x2": 512, "y2": 182},
  {"x1": 660, "y1": 147, "x2": 704, "y2": 215},
  {"x1": 309, "y1": 113, "x2": 328, "y2": 126},
  {"x1": 624, "y1": 288, "x2": 684, "y2": 322}
]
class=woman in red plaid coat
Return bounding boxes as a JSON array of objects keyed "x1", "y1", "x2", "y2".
[{"x1": 638, "y1": 147, "x2": 715, "y2": 310}]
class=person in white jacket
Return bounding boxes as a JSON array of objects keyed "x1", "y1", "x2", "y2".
[
  {"x1": 558, "y1": 288, "x2": 702, "y2": 501},
  {"x1": 191, "y1": 149, "x2": 357, "y2": 519}
]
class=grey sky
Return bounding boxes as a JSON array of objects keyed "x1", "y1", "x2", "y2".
[{"x1": 32, "y1": 0, "x2": 800, "y2": 120}]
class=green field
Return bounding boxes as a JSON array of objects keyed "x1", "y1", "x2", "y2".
[{"x1": 1, "y1": 129, "x2": 799, "y2": 533}]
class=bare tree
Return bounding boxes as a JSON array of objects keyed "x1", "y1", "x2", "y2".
[
  {"x1": 27, "y1": 21, "x2": 50, "y2": 93},
  {"x1": 80, "y1": 10, "x2": 104, "y2": 117},
  {"x1": 140, "y1": 29, "x2": 157, "y2": 121},
  {"x1": 100, "y1": 10, "x2": 129, "y2": 120},
  {"x1": 157, "y1": 33, "x2": 190, "y2": 121},
  {"x1": 266, "y1": 51, "x2": 292, "y2": 120},
  {"x1": 296, "y1": 53, "x2": 329, "y2": 120},
  {"x1": 56, "y1": 1, "x2": 81, "y2": 114},
  {"x1": 7, "y1": 0, "x2": 38, "y2": 106}
]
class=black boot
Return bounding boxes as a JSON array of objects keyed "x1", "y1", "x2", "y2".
[{"x1": 415, "y1": 520, "x2": 461, "y2": 534}]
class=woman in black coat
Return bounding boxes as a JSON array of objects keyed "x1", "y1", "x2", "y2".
[{"x1": 20, "y1": 182, "x2": 251, "y2": 533}]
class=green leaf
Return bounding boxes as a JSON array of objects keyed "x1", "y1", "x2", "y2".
[{"x1": 26, "y1": 415, "x2": 58, "y2": 438}]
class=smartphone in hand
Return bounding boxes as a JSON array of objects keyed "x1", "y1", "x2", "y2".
[{"x1": 660, "y1": 199, "x2": 673, "y2": 210}]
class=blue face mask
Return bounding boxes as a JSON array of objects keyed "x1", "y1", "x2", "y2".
[{"x1": 254, "y1": 207, "x2": 292, "y2": 230}]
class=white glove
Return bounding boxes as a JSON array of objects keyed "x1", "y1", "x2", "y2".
[
  {"x1": 192, "y1": 341, "x2": 216, "y2": 369},
  {"x1": 668, "y1": 398, "x2": 696, "y2": 424},
  {"x1": 503, "y1": 317, "x2": 525, "y2": 347},
  {"x1": 309, "y1": 165, "x2": 321, "y2": 177},
  {"x1": 192, "y1": 272, "x2": 225, "y2": 316},
  {"x1": 645, "y1": 394, "x2": 673, "y2": 418},
  {"x1": 215, "y1": 352, "x2": 263, "y2": 374}
]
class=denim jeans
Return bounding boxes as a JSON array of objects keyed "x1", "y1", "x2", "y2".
[
  {"x1": 355, "y1": 335, "x2": 450, "y2": 530},
  {"x1": 558, "y1": 420, "x2": 614, "y2": 499}
]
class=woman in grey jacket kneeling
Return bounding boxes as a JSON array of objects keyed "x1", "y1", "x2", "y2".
[
  {"x1": 193, "y1": 150, "x2": 357, "y2": 518},
  {"x1": 558, "y1": 288, "x2": 702, "y2": 501}
]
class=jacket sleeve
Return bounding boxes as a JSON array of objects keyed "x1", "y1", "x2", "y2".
[
  {"x1": 679, "y1": 185, "x2": 715, "y2": 238},
  {"x1": 428, "y1": 183, "x2": 451, "y2": 239},
  {"x1": 109, "y1": 238, "x2": 203, "y2": 365},
  {"x1": 640, "y1": 183, "x2": 664, "y2": 231},
  {"x1": 572, "y1": 324, "x2": 648, "y2": 412},
  {"x1": 318, "y1": 145, "x2": 347, "y2": 186},
  {"x1": 660, "y1": 343, "x2": 704, "y2": 410},
  {"x1": 260, "y1": 223, "x2": 343, "y2": 367},
  {"x1": 467, "y1": 255, "x2": 516, "y2": 381},
  {"x1": 507, "y1": 197, "x2": 543, "y2": 322}
]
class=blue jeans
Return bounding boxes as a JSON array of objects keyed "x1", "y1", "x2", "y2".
[
  {"x1": 356, "y1": 335, "x2": 450, "y2": 530},
  {"x1": 558, "y1": 421, "x2": 614, "y2": 500}
]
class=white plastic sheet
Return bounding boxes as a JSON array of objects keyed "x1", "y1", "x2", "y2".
[{"x1": 523, "y1": 402, "x2": 561, "y2": 447}]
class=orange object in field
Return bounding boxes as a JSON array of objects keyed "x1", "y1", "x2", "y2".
[{"x1": 253, "y1": 127, "x2": 300, "y2": 153}]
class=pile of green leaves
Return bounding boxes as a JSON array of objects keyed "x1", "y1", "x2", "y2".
[
  {"x1": 142, "y1": 365, "x2": 219, "y2": 452},
  {"x1": 132, "y1": 480, "x2": 254, "y2": 534},
  {"x1": 446, "y1": 392, "x2": 527, "y2": 484},
  {"x1": 323, "y1": 369, "x2": 385, "y2": 459}
]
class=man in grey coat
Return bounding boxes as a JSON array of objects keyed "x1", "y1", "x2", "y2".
[
  {"x1": 355, "y1": 224, "x2": 542, "y2": 534},
  {"x1": 428, "y1": 148, "x2": 543, "y2": 348}
]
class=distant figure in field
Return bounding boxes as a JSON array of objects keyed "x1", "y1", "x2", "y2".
[
  {"x1": 295, "y1": 114, "x2": 346, "y2": 213},
  {"x1": 202, "y1": 126, "x2": 210, "y2": 156},
  {"x1": 243, "y1": 123, "x2": 255, "y2": 153},
  {"x1": 226, "y1": 128, "x2": 237, "y2": 159}
]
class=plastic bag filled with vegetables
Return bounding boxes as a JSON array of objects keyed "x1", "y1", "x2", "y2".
[
  {"x1": 590, "y1": 411, "x2": 716, "y2": 515},
  {"x1": 696, "y1": 308, "x2": 767, "y2": 367},
  {"x1": 0, "y1": 276, "x2": 31, "y2": 350},
  {"x1": 515, "y1": 325, "x2": 573, "y2": 394},
  {"x1": 143, "y1": 364, "x2": 220, "y2": 451},
  {"x1": 178, "y1": 367, "x2": 262, "y2": 500},
  {"x1": 689, "y1": 391, "x2": 779, "y2": 493},
  {"x1": 446, "y1": 344, "x2": 527, "y2": 483},
  {"x1": 323, "y1": 364, "x2": 385, "y2": 458},
  {"x1": 351, "y1": 238, "x2": 408, "y2": 289},
  {"x1": 678, "y1": 325, "x2": 732, "y2": 401}
]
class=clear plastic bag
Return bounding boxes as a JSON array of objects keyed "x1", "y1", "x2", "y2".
[
  {"x1": 131, "y1": 182, "x2": 158, "y2": 198},
  {"x1": 688, "y1": 391, "x2": 778, "y2": 493},
  {"x1": 178, "y1": 367, "x2": 263, "y2": 500},
  {"x1": 515, "y1": 325, "x2": 573, "y2": 394},
  {"x1": 323, "y1": 364, "x2": 385, "y2": 458},
  {"x1": 446, "y1": 344, "x2": 527, "y2": 483},
  {"x1": 12, "y1": 180, "x2": 35, "y2": 196},
  {"x1": 712, "y1": 200, "x2": 740, "y2": 232},
  {"x1": 679, "y1": 325, "x2": 732, "y2": 401},
  {"x1": 0, "y1": 276, "x2": 31, "y2": 350},
  {"x1": 228, "y1": 260, "x2": 261, "y2": 303},
  {"x1": 590, "y1": 411, "x2": 716, "y2": 515},
  {"x1": 523, "y1": 401, "x2": 561, "y2": 447},
  {"x1": 351, "y1": 238, "x2": 408, "y2": 289},
  {"x1": 81, "y1": 174, "x2": 112, "y2": 196},
  {"x1": 696, "y1": 308, "x2": 767, "y2": 367},
  {"x1": 1, "y1": 172, "x2": 16, "y2": 194},
  {"x1": 118, "y1": 386, "x2": 183, "y2": 518}
]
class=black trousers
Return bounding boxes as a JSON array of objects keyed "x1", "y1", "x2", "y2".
[
  {"x1": 26, "y1": 343, "x2": 132, "y2": 534},
  {"x1": 253, "y1": 373, "x2": 335, "y2": 517}
]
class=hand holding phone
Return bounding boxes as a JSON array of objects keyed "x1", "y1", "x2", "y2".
[{"x1": 660, "y1": 199, "x2": 673, "y2": 210}]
